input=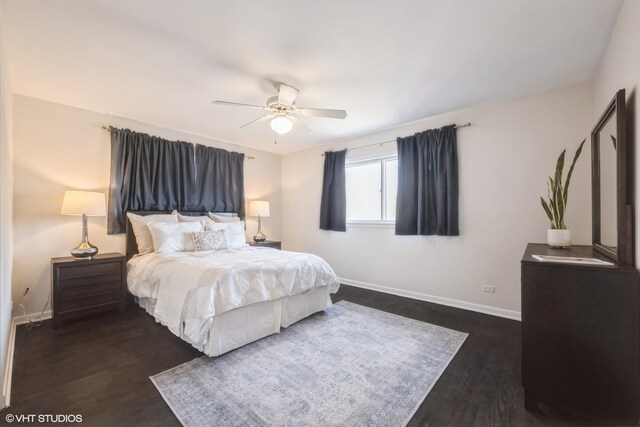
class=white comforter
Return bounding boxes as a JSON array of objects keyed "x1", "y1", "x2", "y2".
[{"x1": 127, "y1": 246, "x2": 340, "y2": 345}]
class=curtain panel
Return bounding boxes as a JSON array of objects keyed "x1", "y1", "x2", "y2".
[
  {"x1": 319, "y1": 149, "x2": 347, "y2": 232},
  {"x1": 395, "y1": 125, "x2": 459, "y2": 236},
  {"x1": 194, "y1": 144, "x2": 245, "y2": 219},
  {"x1": 107, "y1": 127, "x2": 245, "y2": 234}
]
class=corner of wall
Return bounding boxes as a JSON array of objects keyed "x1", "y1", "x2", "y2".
[{"x1": 0, "y1": 3, "x2": 15, "y2": 409}]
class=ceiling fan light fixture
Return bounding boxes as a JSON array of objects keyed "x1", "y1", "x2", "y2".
[{"x1": 270, "y1": 116, "x2": 293, "y2": 134}]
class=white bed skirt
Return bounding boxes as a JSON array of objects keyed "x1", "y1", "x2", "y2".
[{"x1": 136, "y1": 286, "x2": 333, "y2": 356}]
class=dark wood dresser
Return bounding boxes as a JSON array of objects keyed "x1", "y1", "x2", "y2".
[
  {"x1": 52, "y1": 253, "x2": 127, "y2": 328},
  {"x1": 521, "y1": 243, "x2": 639, "y2": 421}
]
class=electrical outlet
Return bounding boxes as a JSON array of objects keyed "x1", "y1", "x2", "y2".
[{"x1": 482, "y1": 285, "x2": 495, "y2": 293}]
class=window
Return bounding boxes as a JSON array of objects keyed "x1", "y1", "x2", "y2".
[{"x1": 346, "y1": 157, "x2": 397, "y2": 225}]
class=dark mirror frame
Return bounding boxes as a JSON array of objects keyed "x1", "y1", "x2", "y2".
[{"x1": 591, "y1": 89, "x2": 633, "y2": 266}]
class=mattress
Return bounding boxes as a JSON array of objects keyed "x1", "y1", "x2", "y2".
[{"x1": 128, "y1": 246, "x2": 340, "y2": 356}]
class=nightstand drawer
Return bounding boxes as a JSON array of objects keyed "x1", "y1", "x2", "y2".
[
  {"x1": 58, "y1": 270, "x2": 122, "y2": 289},
  {"x1": 59, "y1": 262, "x2": 121, "y2": 279},
  {"x1": 60, "y1": 281, "x2": 122, "y2": 311}
]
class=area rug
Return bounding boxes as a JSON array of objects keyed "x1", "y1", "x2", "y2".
[{"x1": 151, "y1": 301, "x2": 467, "y2": 427}]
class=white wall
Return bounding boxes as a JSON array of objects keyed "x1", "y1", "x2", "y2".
[
  {"x1": 593, "y1": 0, "x2": 640, "y2": 267},
  {"x1": 281, "y1": 83, "x2": 594, "y2": 317},
  {"x1": 12, "y1": 95, "x2": 282, "y2": 317},
  {"x1": 0, "y1": 7, "x2": 14, "y2": 408}
]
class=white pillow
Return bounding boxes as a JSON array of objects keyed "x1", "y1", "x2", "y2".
[
  {"x1": 205, "y1": 221, "x2": 247, "y2": 248},
  {"x1": 208, "y1": 213, "x2": 240, "y2": 223},
  {"x1": 127, "y1": 212, "x2": 178, "y2": 255},
  {"x1": 192, "y1": 229, "x2": 229, "y2": 251},
  {"x1": 147, "y1": 221, "x2": 204, "y2": 253},
  {"x1": 177, "y1": 212, "x2": 215, "y2": 225}
]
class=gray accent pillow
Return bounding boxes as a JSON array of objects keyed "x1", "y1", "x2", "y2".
[{"x1": 192, "y1": 229, "x2": 229, "y2": 251}]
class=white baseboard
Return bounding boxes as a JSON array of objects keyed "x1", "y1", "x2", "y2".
[
  {"x1": 13, "y1": 310, "x2": 52, "y2": 326},
  {"x1": 2, "y1": 318, "x2": 16, "y2": 409},
  {"x1": 339, "y1": 278, "x2": 521, "y2": 321},
  {"x1": 2, "y1": 310, "x2": 53, "y2": 408}
]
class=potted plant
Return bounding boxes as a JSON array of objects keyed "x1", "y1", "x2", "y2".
[{"x1": 540, "y1": 139, "x2": 585, "y2": 248}]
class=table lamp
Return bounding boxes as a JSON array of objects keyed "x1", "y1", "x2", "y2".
[
  {"x1": 61, "y1": 190, "x2": 106, "y2": 259},
  {"x1": 248, "y1": 200, "x2": 270, "y2": 243}
]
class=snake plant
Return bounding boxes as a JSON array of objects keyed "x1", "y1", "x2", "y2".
[{"x1": 540, "y1": 139, "x2": 586, "y2": 230}]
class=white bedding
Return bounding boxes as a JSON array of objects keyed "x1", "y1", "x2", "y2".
[{"x1": 127, "y1": 246, "x2": 340, "y2": 346}]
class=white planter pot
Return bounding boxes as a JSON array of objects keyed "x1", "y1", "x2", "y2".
[{"x1": 547, "y1": 229, "x2": 571, "y2": 248}]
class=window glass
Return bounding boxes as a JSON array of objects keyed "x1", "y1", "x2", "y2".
[
  {"x1": 346, "y1": 162, "x2": 382, "y2": 221},
  {"x1": 384, "y1": 159, "x2": 398, "y2": 221}
]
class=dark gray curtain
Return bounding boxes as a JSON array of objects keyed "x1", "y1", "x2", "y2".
[
  {"x1": 108, "y1": 127, "x2": 245, "y2": 234},
  {"x1": 194, "y1": 144, "x2": 245, "y2": 219},
  {"x1": 395, "y1": 125, "x2": 459, "y2": 236},
  {"x1": 108, "y1": 128, "x2": 196, "y2": 234},
  {"x1": 319, "y1": 149, "x2": 347, "y2": 231}
]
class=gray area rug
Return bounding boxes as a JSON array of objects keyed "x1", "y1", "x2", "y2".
[{"x1": 151, "y1": 301, "x2": 468, "y2": 427}]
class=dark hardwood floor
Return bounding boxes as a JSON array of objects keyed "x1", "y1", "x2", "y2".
[{"x1": 3, "y1": 285, "x2": 586, "y2": 426}]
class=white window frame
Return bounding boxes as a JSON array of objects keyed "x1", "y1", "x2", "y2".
[{"x1": 345, "y1": 155, "x2": 397, "y2": 228}]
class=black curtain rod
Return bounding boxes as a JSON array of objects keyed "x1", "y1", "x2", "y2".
[
  {"x1": 321, "y1": 122, "x2": 471, "y2": 156},
  {"x1": 102, "y1": 125, "x2": 256, "y2": 160}
]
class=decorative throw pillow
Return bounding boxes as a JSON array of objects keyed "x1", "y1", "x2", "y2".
[
  {"x1": 191, "y1": 229, "x2": 229, "y2": 251},
  {"x1": 177, "y1": 212, "x2": 215, "y2": 226},
  {"x1": 205, "y1": 221, "x2": 247, "y2": 248},
  {"x1": 127, "y1": 212, "x2": 178, "y2": 255},
  {"x1": 147, "y1": 221, "x2": 204, "y2": 253},
  {"x1": 208, "y1": 213, "x2": 241, "y2": 223}
]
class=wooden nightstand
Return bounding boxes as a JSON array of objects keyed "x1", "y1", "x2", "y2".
[
  {"x1": 248, "y1": 240, "x2": 282, "y2": 250},
  {"x1": 51, "y1": 253, "x2": 127, "y2": 329}
]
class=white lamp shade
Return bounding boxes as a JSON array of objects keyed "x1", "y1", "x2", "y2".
[
  {"x1": 270, "y1": 116, "x2": 293, "y2": 135},
  {"x1": 61, "y1": 191, "x2": 106, "y2": 216},
  {"x1": 248, "y1": 200, "x2": 270, "y2": 217}
]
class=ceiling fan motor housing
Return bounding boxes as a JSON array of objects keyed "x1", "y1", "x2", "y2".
[{"x1": 266, "y1": 96, "x2": 294, "y2": 115}]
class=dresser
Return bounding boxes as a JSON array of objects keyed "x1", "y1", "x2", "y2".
[
  {"x1": 52, "y1": 253, "x2": 127, "y2": 328},
  {"x1": 521, "y1": 243, "x2": 639, "y2": 421}
]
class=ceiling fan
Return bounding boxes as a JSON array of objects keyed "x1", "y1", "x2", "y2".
[{"x1": 212, "y1": 83, "x2": 347, "y2": 135}]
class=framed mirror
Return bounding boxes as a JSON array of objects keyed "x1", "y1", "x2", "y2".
[{"x1": 591, "y1": 89, "x2": 632, "y2": 265}]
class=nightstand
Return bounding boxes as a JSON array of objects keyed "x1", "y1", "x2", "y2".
[
  {"x1": 51, "y1": 253, "x2": 127, "y2": 328},
  {"x1": 248, "y1": 240, "x2": 282, "y2": 250}
]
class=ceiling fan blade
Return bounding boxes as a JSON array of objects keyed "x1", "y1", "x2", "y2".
[
  {"x1": 212, "y1": 100, "x2": 267, "y2": 110},
  {"x1": 240, "y1": 115, "x2": 273, "y2": 128},
  {"x1": 297, "y1": 108, "x2": 347, "y2": 119},
  {"x1": 277, "y1": 83, "x2": 299, "y2": 105},
  {"x1": 289, "y1": 115, "x2": 312, "y2": 133}
]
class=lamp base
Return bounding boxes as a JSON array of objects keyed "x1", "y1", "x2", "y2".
[
  {"x1": 253, "y1": 231, "x2": 266, "y2": 243},
  {"x1": 71, "y1": 242, "x2": 98, "y2": 260}
]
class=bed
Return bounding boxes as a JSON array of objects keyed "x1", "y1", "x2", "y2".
[{"x1": 125, "y1": 211, "x2": 340, "y2": 356}]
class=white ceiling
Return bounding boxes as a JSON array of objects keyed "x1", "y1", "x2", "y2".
[{"x1": 1, "y1": 0, "x2": 623, "y2": 154}]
